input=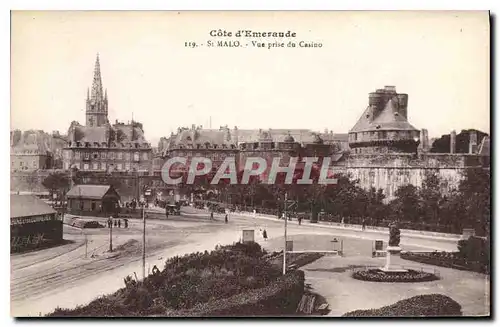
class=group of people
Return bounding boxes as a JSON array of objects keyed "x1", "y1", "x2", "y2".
[
  {"x1": 209, "y1": 211, "x2": 230, "y2": 224},
  {"x1": 107, "y1": 217, "x2": 128, "y2": 229}
]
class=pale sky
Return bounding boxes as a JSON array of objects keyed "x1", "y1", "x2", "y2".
[{"x1": 11, "y1": 11, "x2": 490, "y2": 145}]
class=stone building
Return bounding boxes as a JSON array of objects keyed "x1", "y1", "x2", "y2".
[
  {"x1": 347, "y1": 86, "x2": 489, "y2": 201},
  {"x1": 10, "y1": 130, "x2": 53, "y2": 171},
  {"x1": 153, "y1": 125, "x2": 343, "y2": 194},
  {"x1": 62, "y1": 55, "x2": 152, "y2": 173}
]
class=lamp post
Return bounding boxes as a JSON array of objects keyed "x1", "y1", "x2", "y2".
[
  {"x1": 413, "y1": 135, "x2": 420, "y2": 158},
  {"x1": 283, "y1": 192, "x2": 288, "y2": 275}
]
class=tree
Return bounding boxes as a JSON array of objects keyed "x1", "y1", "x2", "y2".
[
  {"x1": 430, "y1": 129, "x2": 488, "y2": 153},
  {"x1": 419, "y1": 171, "x2": 442, "y2": 224},
  {"x1": 390, "y1": 184, "x2": 421, "y2": 223},
  {"x1": 366, "y1": 187, "x2": 387, "y2": 224},
  {"x1": 456, "y1": 168, "x2": 490, "y2": 235},
  {"x1": 25, "y1": 171, "x2": 40, "y2": 193},
  {"x1": 42, "y1": 172, "x2": 70, "y2": 204}
]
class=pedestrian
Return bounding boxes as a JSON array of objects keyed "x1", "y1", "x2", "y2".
[
  {"x1": 165, "y1": 207, "x2": 169, "y2": 218},
  {"x1": 118, "y1": 219, "x2": 121, "y2": 228},
  {"x1": 210, "y1": 212, "x2": 214, "y2": 220},
  {"x1": 262, "y1": 229, "x2": 268, "y2": 241},
  {"x1": 114, "y1": 219, "x2": 117, "y2": 227},
  {"x1": 362, "y1": 219, "x2": 366, "y2": 231},
  {"x1": 225, "y1": 214, "x2": 228, "y2": 224},
  {"x1": 298, "y1": 216, "x2": 302, "y2": 225},
  {"x1": 107, "y1": 217, "x2": 112, "y2": 228},
  {"x1": 124, "y1": 219, "x2": 128, "y2": 228},
  {"x1": 341, "y1": 217, "x2": 345, "y2": 225}
]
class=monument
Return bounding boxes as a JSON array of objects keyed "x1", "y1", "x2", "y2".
[{"x1": 382, "y1": 222, "x2": 406, "y2": 272}]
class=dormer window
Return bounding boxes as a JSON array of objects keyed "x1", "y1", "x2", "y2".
[
  {"x1": 76, "y1": 142, "x2": 81, "y2": 147},
  {"x1": 186, "y1": 136, "x2": 192, "y2": 142},
  {"x1": 85, "y1": 142, "x2": 90, "y2": 148}
]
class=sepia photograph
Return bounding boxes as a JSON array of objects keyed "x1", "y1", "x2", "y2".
[{"x1": 9, "y1": 10, "x2": 490, "y2": 318}]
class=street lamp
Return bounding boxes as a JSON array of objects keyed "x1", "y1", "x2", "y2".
[{"x1": 413, "y1": 135, "x2": 420, "y2": 158}]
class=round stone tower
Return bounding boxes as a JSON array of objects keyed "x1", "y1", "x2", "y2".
[{"x1": 348, "y1": 86, "x2": 420, "y2": 154}]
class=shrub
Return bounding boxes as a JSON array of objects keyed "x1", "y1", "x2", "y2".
[
  {"x1": 342, "y1": 294, "x2": 462, "y2": 317},
  {"x1": 352, "y1": 269, "x2": 439, "y2": 283},
  {"x1": 169, "y1": 270, "x2": 305, "y2": 317},
  {"x1": 402, "y1": 239, "x2": 490, "y2": 275},
  {"x1": 47, "y1": 242, "x2": 286, "y2": 317},
  {"x1": 457, "y1": 236, "x2": 490, "y2": 269}
]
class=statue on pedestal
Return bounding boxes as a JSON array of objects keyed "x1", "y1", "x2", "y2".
[{"x1": 389, "y1": 222, "x2": 400, "y2": 247}]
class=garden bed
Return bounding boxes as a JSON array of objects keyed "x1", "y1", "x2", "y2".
[
  {"x1": 352, "y1": 269, "x2": 439, "y2": 283},
  {"x1": 342, "y1": 294, "x2": 462, "y2": 317},
  {"x1": 47, "y1": 242, "x2": 305, "y2": 317}
]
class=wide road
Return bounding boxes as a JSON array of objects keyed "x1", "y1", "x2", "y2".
[{"x1": 10, "y1": 206, "x2": 458, "y2": 317}]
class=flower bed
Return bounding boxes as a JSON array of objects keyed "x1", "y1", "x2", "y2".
[
  {"x1": 47, "y1": 242, "x2": 306, "y2": 317},
  {"x1": 342, "y1": 294, "x2": 462, "y2": 317},
  {"x1": 352, "y1": 269, "x2": 439, "y2": 283}
]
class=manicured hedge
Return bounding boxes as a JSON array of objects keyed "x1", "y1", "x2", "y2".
[
  {"x1": 401, "y1": 236, "x2": 490, "y2": 275},
  {"x1": 342, "y1": 294, "x2": 462, "y2": 317},
  {"x1": 352, "y1": 269, "x2": 439, "y2": 283}
]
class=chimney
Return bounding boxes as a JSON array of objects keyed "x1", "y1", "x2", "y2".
[
  {"x1": 469, "y1": 131, "x2": 478, "y2": 154},
  {"x1": 420, "y1": 129, "x2": 429, "y2": 152},
  {"x1": 450, "y1": 130, "x2": 456, "y2": 154},
  {"x1": 191, "y1": 124, "x2": 195, "y2": 130}
]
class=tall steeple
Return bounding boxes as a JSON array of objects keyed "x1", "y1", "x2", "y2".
[
  {"x1": 91, "y1": 54, "x2": 104, "y2": 103},
  {"x1": 86, "y1": 53, "x2": 109, "y2": 127}
]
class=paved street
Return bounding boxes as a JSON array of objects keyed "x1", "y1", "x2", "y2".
[{"x1": 10, "y1": 206, "x2": 484, "y2": 317}]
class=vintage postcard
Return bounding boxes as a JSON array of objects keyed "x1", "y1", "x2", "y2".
[{"x1": 10, "y1": 11, "x2": 490, "y2": 318}]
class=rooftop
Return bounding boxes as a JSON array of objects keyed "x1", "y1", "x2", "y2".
[
  {"x1": 66, "y1": 184, "x2": 116, "y2": 199},
  {"x1": 10, "y1": 194, "x2": 57, "y2": 219}
]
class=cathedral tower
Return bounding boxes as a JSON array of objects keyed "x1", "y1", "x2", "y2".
[{"x1": 86, "y1": 54, "x2": 109, "y2": 127}]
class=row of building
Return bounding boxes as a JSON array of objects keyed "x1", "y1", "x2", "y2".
[{"x1": 11, "y1": 55, "x2": 490, "y2": 202}]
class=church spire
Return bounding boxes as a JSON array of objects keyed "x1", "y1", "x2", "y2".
[
  {"x1": 86, "y1": 53, "x2": 108, "y2": 127},
  {"x1": 91, "y1": 53, "x2": 104, "y2": 103}
]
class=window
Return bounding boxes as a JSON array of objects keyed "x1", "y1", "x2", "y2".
[
  {"x1": 64, "y1": 162, "x2": 70, "y2": 170},
  {"x1": 93, "y1": 152, "x2": 99, "y2": 159},
  {"x1": 101, "y1": 152, "x2": 106, "y2": 159},
  {"x1": 92, "y1": 162, "x2": 98, "y2": 170},
  {"x1": 109, "y1": 152, "x2": 115, "y2": 160},
  {"x1": 143, "y1": 152, "x2": 148, "y2": 160},
  {"x1": 19, "y1": 161, "x2": 23, "y2": 167},
  {"x1": 117, "y1": 163, "x2": 123, "y2": 170},
  {"x1": 125, "y1": 163, "x2": 131, "y2": 171},
  {"x1": 84, "y1": 163, "x2": 89, "y2": 170},
  {"x1": 91, "y1": 202, "x2": 96, "y2": 211},
  {"x1": 125, "y1": 152, "x2": 130, "y2": 160},
  {"x1": 101, "y1": 162, "x2": 106, "y2": 170},
  {"x1": 117, "y1": 152, "x2": 123, "y2": 160},
  {"x1": 133, "y1": 152, "x2": 140, "y2": 162},
  {"x1": 75, "y1": 152, "x2": 80, "y2": 159}
]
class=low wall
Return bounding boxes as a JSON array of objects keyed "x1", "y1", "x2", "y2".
[{"x1": 231, "y1": 211, "x2": 462, "y2": 241}]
